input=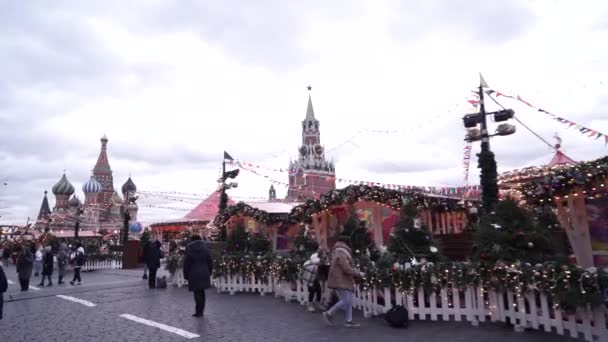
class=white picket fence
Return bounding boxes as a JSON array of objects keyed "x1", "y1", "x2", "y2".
[
  {"x1": 81, "y1": 259, "x2": 122, "y2": 272},
  {"x1": 212, "y1": 274, "x2": 608, "y2": 342}
]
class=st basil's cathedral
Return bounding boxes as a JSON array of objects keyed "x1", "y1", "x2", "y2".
[{"x1": 34, "y1": 135, "x2": 138, "y2": 234}]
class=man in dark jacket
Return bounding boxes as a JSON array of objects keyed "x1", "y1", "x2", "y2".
[
  {"x1": 143, "y1": 240, "x2": 162, "y2": 289},
  {"x1": 0, "y1": 263, "x2": 8, "y2": 319},
  {"x1": 38, "y1": 246, "x2": 54, "y2": 287},
  {"x1": 16, "y1": 245, "x2": 33, "y2": 291},
  {"x1": 183, "y1": 235, "x2": 213, "y2": 317}
]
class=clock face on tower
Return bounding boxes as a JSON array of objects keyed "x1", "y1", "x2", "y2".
[
  {"x1": 314, "y1": 144, "x2": 323, "y2": 156},
  {"x1": 299, "y1": 145, "x2": 308, "y2": 156}
]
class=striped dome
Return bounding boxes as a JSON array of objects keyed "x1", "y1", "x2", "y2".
[
  {"x1": 82, "y1": 175, "x2": 102, "y2": 193},
  {"x1": 52, "y1": 174, "x2": 75, "y2": 196}
]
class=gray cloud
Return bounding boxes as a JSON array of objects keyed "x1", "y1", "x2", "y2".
[{"x1": 390, "y1": 0, "x2": 538, "y2": 44}]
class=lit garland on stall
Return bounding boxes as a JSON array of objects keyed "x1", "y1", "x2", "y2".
[
  {"x1": 214, "y1": 185, "x2": 466, "y2": 228},
  {"x1": 518, "y1": 156, "x2": 608, "y2": 205},
  {"x1": 212, "y1": 253, "x2": 607, "y2": 312}
]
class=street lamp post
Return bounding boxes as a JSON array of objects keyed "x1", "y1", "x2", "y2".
[
  {"x1": 121, "y1": 193, "x2": 137, "y2": 267},
  {"x1": 463, "y1": 74, "x2": 516, "y2": 214},
  {"x1": 217, "y1": 151, "x2": 239, "y2": 240},
  {"x1": 74, "y1": 207, "x2": 84, "y2": 239}
]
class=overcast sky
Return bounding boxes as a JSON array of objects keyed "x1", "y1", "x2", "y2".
[{"x1": 1, "y1": 0, "x2": 607, "y2": 225}]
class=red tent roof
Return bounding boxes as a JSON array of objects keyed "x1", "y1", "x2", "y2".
[
  {"x1": 184, "y1": 191, "x2": 235, "y2": 222},
  {"x1": 547, "y1": 150, "x2": 576, "y2": 167}
]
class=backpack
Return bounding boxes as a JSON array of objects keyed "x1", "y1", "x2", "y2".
[
  {"x1": 385, "y1": 305, "x2": 409, "y2": 328},
  {"x1": 76, "y1": 252, "x2": 87, "y2": 266}
]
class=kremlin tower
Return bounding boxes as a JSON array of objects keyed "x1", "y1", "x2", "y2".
[{"x1": 286, "y1": 87, "x2": 336, "y2": 200}]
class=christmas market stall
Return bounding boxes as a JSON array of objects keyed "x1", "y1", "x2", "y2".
[
  {"x1": 512, "y1": 155, "x2": 608, "y2": 268},
  {"x1": 214, "y1": 185, "x2": 471, "y2": 253},
  {"x1": 498, "y1": 142, "x2": 608, "y2": 267},
  {"x1": 217, "y1": 201, "x2": 302, "y2": 251},
  {"x1": 150, "y1": 191, "x2": 235, "y2": 241}
]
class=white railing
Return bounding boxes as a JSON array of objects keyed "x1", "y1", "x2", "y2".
[
  {"x1": 82, "y1": 259, "x2": 123, "y2": 272},
  {"x1": 211, "y1": 275, "x2": 608, "y2": 342}
]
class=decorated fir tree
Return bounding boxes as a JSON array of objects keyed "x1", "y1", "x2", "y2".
[
  {"x1": 247, "y1": 232, "x2": 272, "y2": 255},
  {"x1": 291, "y1": 225, "x2": 319, "y2": 258},
  {"x1": 226, "y1": 222, "x2": 249, "y2": 255},
  {"x1": 473, "y1": 198, "x2": 555, "y2": 264},
  {"x1": 340, "y1": 206, "x2": 375, "y2": 258},
  {"x1": 388, "y1": 203, "x2": 440, "y2": 263},
  {"x1": 218, "y1": 191, "x2": 229, "y2": 241}
]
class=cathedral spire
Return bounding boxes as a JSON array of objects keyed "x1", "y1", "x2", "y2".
[
  {"x1": 92, "y1": 134, "x2": 115, "y2": 206},
  {"x1": 305, "y1": 86, "x2": 315, "y2": 120},
  {"x1": 37, "y1": 190, "x2": 52, "y2": 221},
  {"x1": 94, "y1": 134, "x2": 112, "y2": 174}
]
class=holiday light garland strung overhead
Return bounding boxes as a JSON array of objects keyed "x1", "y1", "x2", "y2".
[{"x1": 228, "y1": 160, "x2": 480, "y2": 196}]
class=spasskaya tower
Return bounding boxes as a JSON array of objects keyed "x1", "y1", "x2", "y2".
[{"x1": 286, "y1": 86, "x2": 336, "y2": 200}]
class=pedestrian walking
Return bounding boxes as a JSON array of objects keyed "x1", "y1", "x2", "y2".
[
  {"x1": 0, "y1": 262, "x2": 8, "y2": 320},
  {"x1": 183, "y1": 235, "x2": 213, "y2": 317},
  {"x1": 300, "y1": 248, "x2": 329, "y2": 312},
  {"x1": 33, "y1": 245, "x2": 43, "y2": 277},
  {"x1": 70, "y1": 246, "x2": 85, "y2": 285},
  {"x1": 322, "y1": 236, "x2": 364, "y2": 328},
  {"x1": 16, "y1": 245, "x2": 33, "y2": 291},
  {"x1": 38, "y1": 246, "x2": 54, "y2": 287},
  {"x1": 2, "y1": 244, "x2": 11, "y2": 266},
  {"x1": 143, "y1": 239, "x2": 162, "y2": 289},
  {"x1": 56, "y1": 242, "x2": 69, "y2": 285}
]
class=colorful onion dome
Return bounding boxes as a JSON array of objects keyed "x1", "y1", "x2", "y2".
[
  {"x1": 82, "y1": 175, "x2": 102, "y2": 193},
  {"x1": 69, "y1": 195, "x2": 82, "y2": 208},
  {"x1": 121, "y1": 177, "x2": 137, "y2": 194},
  {"x1": 52, "y1": 174, "x2": 75, "y2": 196}
]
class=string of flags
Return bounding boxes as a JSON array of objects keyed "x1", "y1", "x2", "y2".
[
  {"x1": 467, "y1": 89, "x2": 608, "y2": 145},
  {"x1": 230, "y1": 160, "x2": 481, "y2": 196}
]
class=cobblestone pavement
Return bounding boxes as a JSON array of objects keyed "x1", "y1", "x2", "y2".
[{"x1": 1, "y1": 265, "x2": 577, "y2": 342}]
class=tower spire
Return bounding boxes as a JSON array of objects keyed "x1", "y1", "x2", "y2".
[
  {"x1": 305, "y1": 85, "x2": 315, "y2": 120},
  {"x1": 94, "y1": 134, "x2": 112, "y2": 174},
  {"x1": 37, "y1": 190, "x2": 52, "y2": 221}
]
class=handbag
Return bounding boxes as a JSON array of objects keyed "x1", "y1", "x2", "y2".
[{"x1": 385, "y1": 305, "x2": 409, "y2": 328}]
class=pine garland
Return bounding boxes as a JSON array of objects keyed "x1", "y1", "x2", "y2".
[
  {"x1": 212, "y1": 254, "x2": 607, "y2": 312},
  {"x1": 478, "y1": 149, "x2": 498, "y2": 212}
]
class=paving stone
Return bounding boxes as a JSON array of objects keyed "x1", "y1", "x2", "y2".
[{"x1": 0, "y1": 268, "x2": 578, "y2": 342}]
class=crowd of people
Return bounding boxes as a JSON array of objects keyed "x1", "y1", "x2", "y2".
[
  {"x1": 0, "y1": 240, "x2": 88, "y2": 321},
  {"x1": 0, "y1": 240, "x2": 87, "y2": 291},
  {"x1": 300, "y1": 235, "x2": 364, "y2": 328},
  {"x1": 1, "y1": 234, "x2": 363, "y2": 327}
]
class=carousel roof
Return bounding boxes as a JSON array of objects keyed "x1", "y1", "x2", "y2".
[
  {"x1": 183, "y1": 191, "x2": 235, "y2": 222},
  {"x1": 498, "y1": 149, "x2": 577, "y2": 186},
  {"x1": 547, "y1": 150, "x2": 576, "y2": 168}
]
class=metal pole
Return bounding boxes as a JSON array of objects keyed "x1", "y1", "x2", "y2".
[
  {"x1": 477, "y1": 84, "x2": 498, "y2": 213},
  {"x1": 122, "y1": 193, "x2": 130, "y2": 268},
  {"x1": 479, "y1": 85, "x2": 490, "y2": 152}
]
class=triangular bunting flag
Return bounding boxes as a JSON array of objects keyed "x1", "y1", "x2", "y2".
[{"x1": 479, "y1": 73, "x2": 489, "y2": 88}]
